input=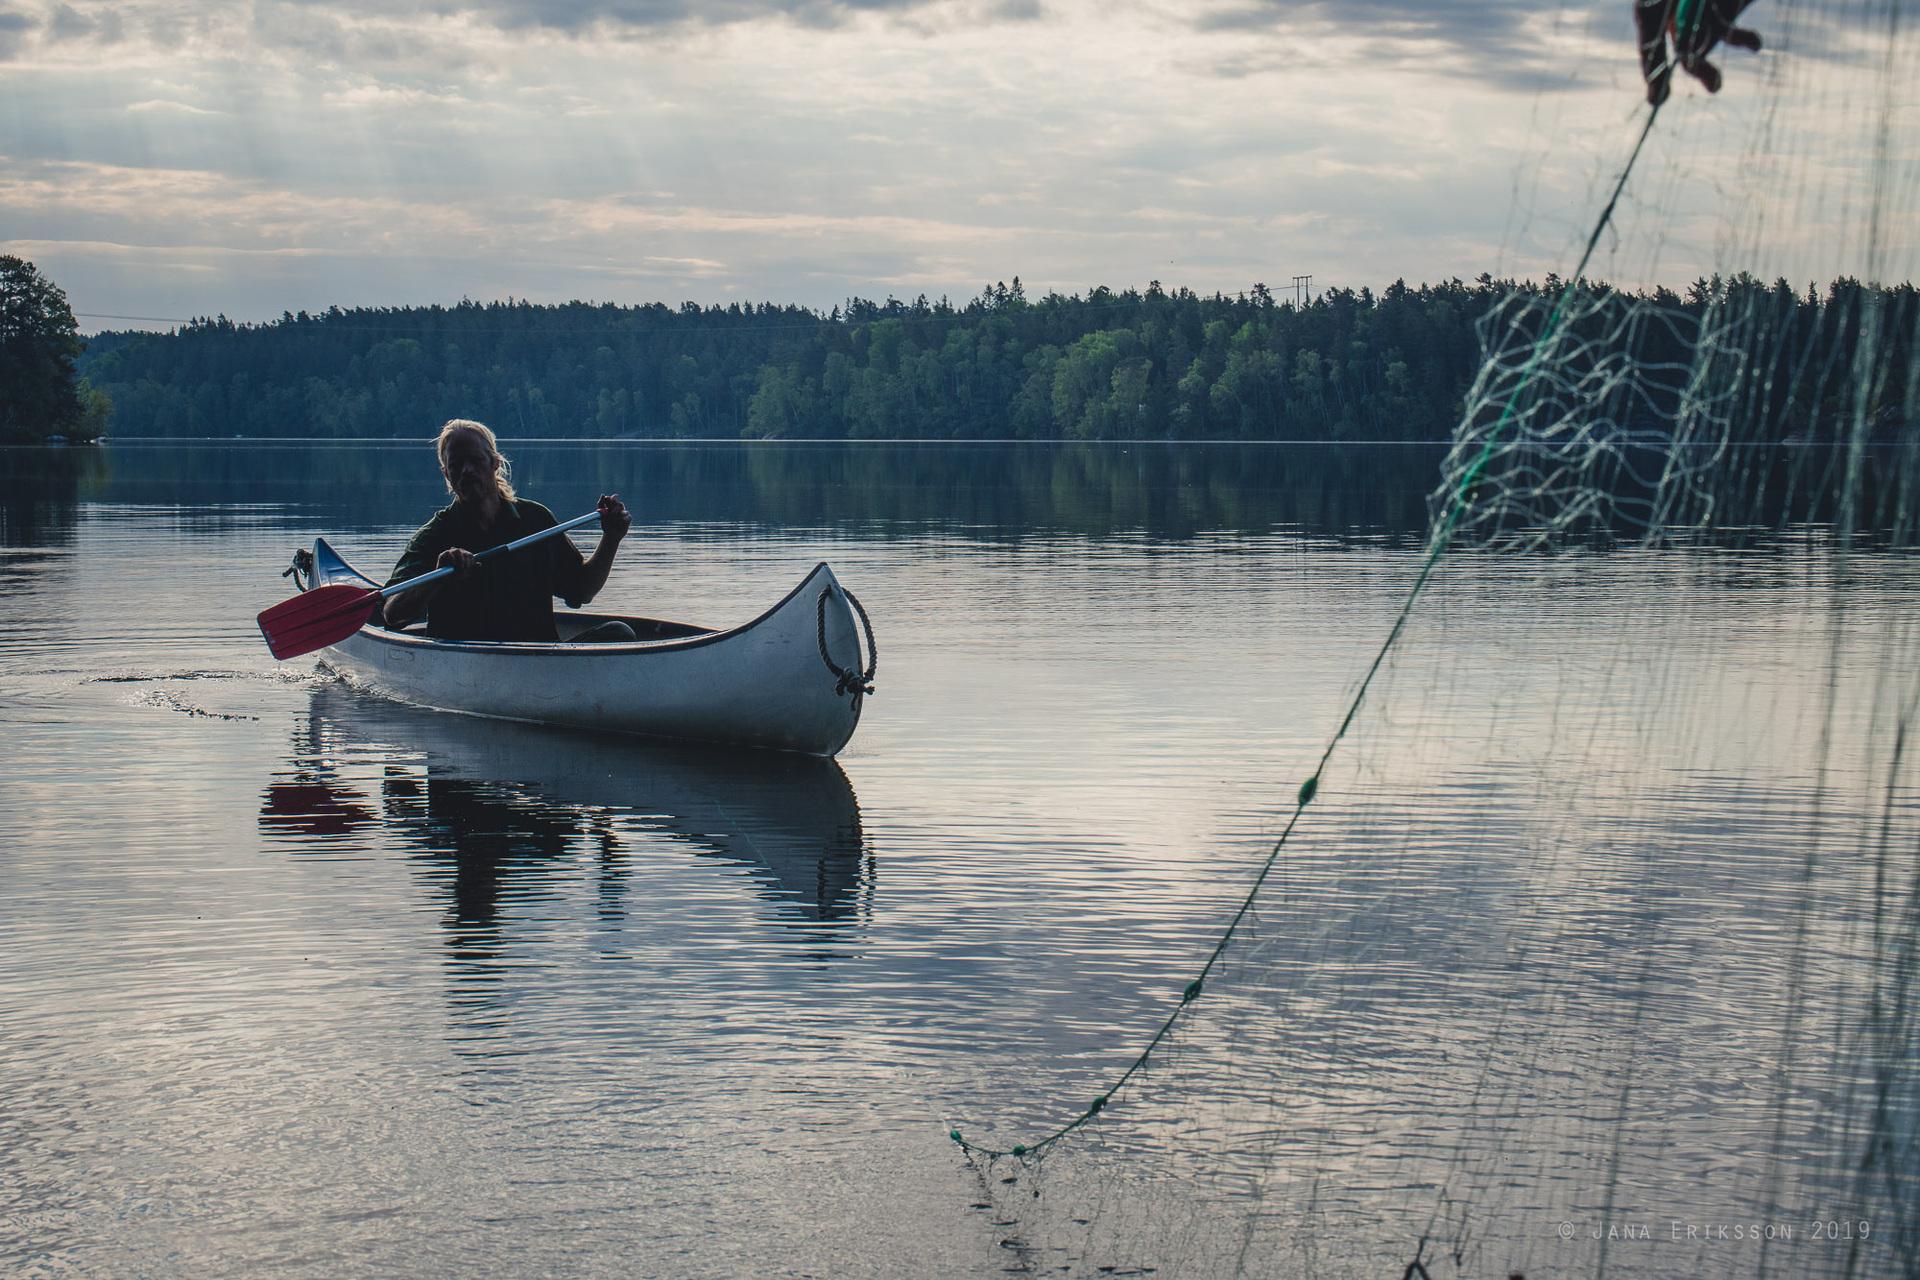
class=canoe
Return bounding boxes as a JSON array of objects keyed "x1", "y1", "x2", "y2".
[{"x1": 296, "y1": 537, "x2": 874, "y2": 756}]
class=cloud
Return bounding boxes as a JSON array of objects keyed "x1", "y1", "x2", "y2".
[
  {"x1": 0, "y1": 0, "x2": 1041, "y2": 81},
  {"x1": 1196, "y1": 0, "x2": 1595, "y2": 41},
  {"x1": 192, "y1": 0, "x2": 1026, "y2": 46},
  {"x1": 126, "y1": 97, "x2": 222, "y2": 114},
  {"x1": 0, "y1": 6, "x2": 35, "y2": 58},
  {"x1": 1193, "y1": 0, "x2": 1614, "y2": 92},
  {"x1": 470, "y1": 0, "x2": 937, "y2": 34},
  {"x1": 321, "y1": 83, "x2": 469, "y2": 109},
  {"x1": 247, "y1": 1, "x2": 464, "y2": 69},
  {"x1": 46, "y1": 2, "x2": 119, "y2": 41},
  {"x1": 244, "y1": 0, "x2": 955, "y2": 39},
  {"x1": 0, "y1": 154, "x2": 504, "y2": 251}
]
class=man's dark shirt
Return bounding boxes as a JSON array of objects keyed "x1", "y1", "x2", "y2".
[{"x1": 385, "y1": 499, "x2": 588, "y2": 641}]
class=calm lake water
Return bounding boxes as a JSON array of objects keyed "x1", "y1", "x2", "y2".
[{"x1": 2, "y1": 440, "x2": 1915, "y2": 1278}]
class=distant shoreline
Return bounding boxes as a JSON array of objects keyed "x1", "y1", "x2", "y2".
[
  {"x1": 7, "y1": 436, "x2": 1882, "y2": 449},
  {"x1": 67, "y1": 436, "x2": 1463, "y2": 447}
]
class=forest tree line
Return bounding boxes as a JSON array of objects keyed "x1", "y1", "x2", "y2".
[{"x1": 76, "y1": 275, "x2": 1915, "y2": 441}]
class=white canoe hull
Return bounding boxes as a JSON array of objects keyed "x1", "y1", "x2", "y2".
[{"x1": 304, "y1": 539, "x2": 869, "y2": 756}]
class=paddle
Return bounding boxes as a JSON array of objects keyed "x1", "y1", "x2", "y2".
[{"x1": 257, "y1": 509, "x2": 604, "y2": 660}]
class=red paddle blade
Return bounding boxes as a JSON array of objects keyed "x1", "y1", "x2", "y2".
[{"x1": 257, "y1": 583, "x2": 381, "y2": 660}]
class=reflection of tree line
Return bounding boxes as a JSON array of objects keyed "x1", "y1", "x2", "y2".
[
  {"x1": 261, "y1": 688, "x2": 871, "y2": 1011},
  {"x1": 7, "y1": 435, "x2": 1915, "y2": 549},
  {"x1": 15, "y1": 439, "x2": 1452, "y2": 541},
  {"x1": 0, "y1": 445, "x2": 108, "y2": 547},
  {"x1": 79, "y1": 277, "x2": 1915, "y2": 445},
  {"x1": 731, "y1": 441, "x2": 1453, "y2": 538}
]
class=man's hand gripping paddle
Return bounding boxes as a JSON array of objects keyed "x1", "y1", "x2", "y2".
[{"x1": 256, "y1": 509, "x2": 604, "y2": 661}]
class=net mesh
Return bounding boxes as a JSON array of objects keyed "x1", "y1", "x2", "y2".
[
  {"x1": 949, "y1": 3, "x2": 1920, "y2": 1276},
  {"x1": 1438, "y1": 278, "x2": 1920, "y2": 553}
]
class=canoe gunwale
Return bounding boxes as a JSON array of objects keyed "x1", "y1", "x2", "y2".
[{"x1": 309, "y1": 537, "x2": 839, "y2": 660}]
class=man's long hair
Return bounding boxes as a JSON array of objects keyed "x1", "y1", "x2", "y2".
[{"x1": 436, "y1": 418, "x2": 517, "y2": 501}]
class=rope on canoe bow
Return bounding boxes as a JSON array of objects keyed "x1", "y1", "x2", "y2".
[
  {"x1": 283, "y1": 547, "x2": 314, "y2": 592},
  {"x1": 816, "y1": 585, "x2": 877, "y2": 698}
]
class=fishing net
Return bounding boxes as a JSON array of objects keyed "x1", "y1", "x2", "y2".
[{"x1": 948, "y1": 4, "x2": 1920, "y2": 1277}]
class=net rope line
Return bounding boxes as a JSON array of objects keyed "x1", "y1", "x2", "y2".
[{"x1": 948, "y1": 101, "x2": 1667, "y2": 1161}]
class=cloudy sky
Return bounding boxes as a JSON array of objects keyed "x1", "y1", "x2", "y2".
[{"x1": 1, "y1": 0, "x2": 1908, "y2": 329}]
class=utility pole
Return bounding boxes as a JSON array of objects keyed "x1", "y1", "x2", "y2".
[{"x1": 1292, "y1": 275, "x2": 1313, "y2": 309}]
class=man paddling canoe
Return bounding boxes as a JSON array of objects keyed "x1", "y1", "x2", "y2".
[{"x1": 382, "y1": 419, "x2": 636, "y2": 642}]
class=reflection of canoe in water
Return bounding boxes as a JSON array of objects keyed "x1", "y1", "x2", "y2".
[
  {"x1": 267, "y1": 683, "x2": 870, "y2": 924},
  {"x1": 302, "y1": 538, "x2": 874, "y2": 756}
]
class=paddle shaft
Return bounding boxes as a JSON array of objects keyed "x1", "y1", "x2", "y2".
[
  {"x1": 256, "y1": 508, "x2": 606, "y2": 661},
  {"x1": 377, "y1": 509, "x2": 604, "y2": 602}
]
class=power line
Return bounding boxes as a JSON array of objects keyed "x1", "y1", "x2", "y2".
[{"x1": 77, "y1": 312, "x2": 199, "y2": 324}]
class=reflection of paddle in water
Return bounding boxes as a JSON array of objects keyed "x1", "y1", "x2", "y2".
[
  {"x1": 260, "y1": 684, "x2": 872, "y2": 935},
  {"x1": 260, "y1": 779, "x2": 377, "y2": 839}
]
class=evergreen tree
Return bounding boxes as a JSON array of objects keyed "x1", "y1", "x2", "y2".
[{"x1": 1, "y1": 256, "x2": 108, "y2": 442}]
